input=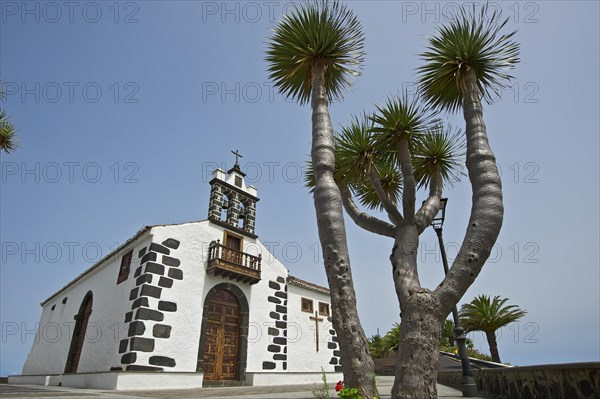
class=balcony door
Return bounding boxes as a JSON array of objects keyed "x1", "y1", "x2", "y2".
[{"x1": 224, "y1": 233, "x2": 242, "y2": 264}]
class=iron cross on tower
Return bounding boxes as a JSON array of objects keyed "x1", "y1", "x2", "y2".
[
  {"x1": 310, "y1": 311, "x2": 324, "y2": 352},
  {"x1": 231, "y1": 149, "x2": 243, "y2": 166}
]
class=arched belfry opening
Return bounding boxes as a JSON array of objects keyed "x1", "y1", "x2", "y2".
[
  {"x1": 208, "y1": 150, "x2": 259, "y2": 238},
  {"x1": 64, "y1": 291, "x2": 93, "y2": 373}
]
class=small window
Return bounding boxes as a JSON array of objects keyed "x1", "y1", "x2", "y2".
[
  {"x1": 235, "y1": 176, "x2": 243, "y2": 188},
  {"x1": 301, "y1": 298, "x2": 313, "y2": 313},
  {"x1": 319, "y1": 302, "x2": 330, "y2": 316},
  {"x1": 117, "y1": 250, "x2": 133, "y2": 284}
]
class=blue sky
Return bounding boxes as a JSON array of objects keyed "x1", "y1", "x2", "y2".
[{"x1": 1, "y1": 1, "x2": 598, "y2": 375}]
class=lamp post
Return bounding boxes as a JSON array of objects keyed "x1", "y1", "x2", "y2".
[{"x1": 431, "y1": 198, "x2": 478, "y2": 397}]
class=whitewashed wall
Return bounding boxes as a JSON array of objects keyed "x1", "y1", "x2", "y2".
[
  {"x1": 20, "y1": 219, "x2": 337, "y2": 382},
  {"x1": 21, "y1": 230, "x2": 152, "y2": 375},
  {"x1": 244, "y1": 238, "x2": 289, "y2": 373},
  {"x1": 129, "y1": 221, "x2": 290, "y2": 374},
  {"x1": 286, "y1": 285, "x2": 339, "y2": 373}
]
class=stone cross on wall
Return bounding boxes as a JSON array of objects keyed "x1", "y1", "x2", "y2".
[{"x1": 309, "y1": 311, "x2": 324, "y2": 352}]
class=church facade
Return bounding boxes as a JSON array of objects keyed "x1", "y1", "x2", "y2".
[{"x1": 11, "y1": 163, "x2": 342, "y2": 390}]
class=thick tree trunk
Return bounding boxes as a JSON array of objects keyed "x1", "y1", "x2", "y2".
[
  {"x1": 390, "y1": 224, "x2": 443, "y2": 399},
  {"x1": 310, "y1": 68, "x2": 374, "y2": 398},
  {"x1": 392, "y1": 292, "x2": 443, "y2": 398},
  {"x1": 485, "y1": 331, "x2": 501, "y2": 363}
]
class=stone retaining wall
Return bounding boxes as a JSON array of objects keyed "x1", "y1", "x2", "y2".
[{"x1": 437, "y1": 362, "x2": 599, "y2": 399}]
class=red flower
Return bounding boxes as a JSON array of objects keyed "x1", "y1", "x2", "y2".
[{"x1": 335, "y1": 380, "x2": 344, "y2": 392}]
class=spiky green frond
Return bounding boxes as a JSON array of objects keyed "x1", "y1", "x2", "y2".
[
  {"x1": 334, "y1": 114, "x2": 402, "y2": 211},
  {"x1": 266, "y1": 0, "x2": 365, "y2": 105},
  {"x1": 412, "y1": 125, "x2": 465, "y2": 189},
  {"x1": 305, "y1": 114, "x2": 403, "y2": 212},
  {"x1": 351, "y1": 160, "x2": 401, "y2": 211},
  {"x1": 369, "y1": 94, "x2": 438, "y2": 162},
  {"x1": 304, "y1": 159, "x2": 316, "y2": 192},
  {"x1": 459, "y1": 295, "x2": 527, "y2": 334},
  {"x1": 0, "y1": 109, "x2": 17, "y2": 153},
  {"x1": 335, "y1": 113, "x2": 377, "y2": 184},
  {"x1": 417, "y1": 4, "x2": 520, "y2": 113}
]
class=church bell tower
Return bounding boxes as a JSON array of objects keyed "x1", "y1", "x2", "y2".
[{"x1": 207, "y1": 151, "x2": 259, "y2": 238}]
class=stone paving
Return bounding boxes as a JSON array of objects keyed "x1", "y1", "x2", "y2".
[{"x1": 1, "y1": 377, "x2": 486, "y2": 398}]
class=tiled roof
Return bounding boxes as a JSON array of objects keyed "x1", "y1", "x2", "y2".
[{"x1": 287, "y1": 275, "x2": 330, "y2": 295}]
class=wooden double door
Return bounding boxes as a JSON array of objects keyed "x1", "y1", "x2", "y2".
[{"x1": 201, "y1": 289, "x2": 241, "y2": 381}]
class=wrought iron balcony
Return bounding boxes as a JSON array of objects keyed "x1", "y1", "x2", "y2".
[{"x1": 207, "y1": 241, "x2": 262, "y2": 285}]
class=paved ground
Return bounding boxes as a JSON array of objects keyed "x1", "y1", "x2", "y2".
[{"x1": 1, "y1": 377, "x2": 485, "y2": 398}]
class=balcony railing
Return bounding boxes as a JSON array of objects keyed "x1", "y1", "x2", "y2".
[{"x1": 207, "y1": 241, "x2": 261, "y2": 284}]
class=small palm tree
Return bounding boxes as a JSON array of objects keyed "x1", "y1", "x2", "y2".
[
  {"x1": 0, "y1": 81, "x2": 17, "y2": 153},
  {"x1": 460, "y1": 295, "x2": 527, "y2": 363},
  {"x1": 266, "y1": 1, "x2": 373, "y2": 396},
  {"x1": 368, "y1": 333, "x2": 387, "y2": 359},
  {"x1": 382, "y1": 323, "x2": 402, "y2": 354}
]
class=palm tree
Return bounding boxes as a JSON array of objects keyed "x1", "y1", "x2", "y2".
[
  {"x1": 368, "y1": 333, "x2": 386, "y2": 359},
  {"x1": 381, "y1": 323, "x2": 402, "y2": 354},
  {"x1": 332, "y1": 103, "x2": 464, "y2": 398},
  {"x1": 0, "y1": 81, "x2": 17, "y2": 153},
  {"x1": 416, "y1": 4, "x2": 520, "y2": 335},
  {"x1": 265, "y1": 1, "x2": 374, "y2": 395},
  {"x1": 312, "y1": 4, "x2": 518, "y2": 397},
  {"x1": 460, "y1": 295, "x2": 527, "y2": 363}
]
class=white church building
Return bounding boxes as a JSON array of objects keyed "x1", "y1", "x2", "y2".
[{"x1": 10, "y1": 160, "x2": 342, "y2": 390}]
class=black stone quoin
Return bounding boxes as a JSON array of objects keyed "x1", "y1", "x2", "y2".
[
  {"x1": 130, "y1": 337, "x2": 155, "y2": 352},
  {"x1": 168, "y1": 268, "x2": 183, "y2": 280},
  {"x1": 158, "y1": 277, "x2": 173, "y2": 288},
  {"x1": 136, "y1": 308, "x2": 164, "y2": 321},
  {"x1": 121, "y1": 238, "x2": 181, "y2": 371},
  {"x1": 149, "y1": 356, "x2": 176, "y2": 367},
  {"x1": 121, "y1": 352, "x2": 137, "y2": 364},
  {"x1": 158, "y1": 301, "x2": 177, "y2": 312},
  {"x1": 140, "y1": 284, "x2": 162, "y2": 299},
  {"x1": 162, "y1": 238, "x2": 180, "y2": 249},
  {"x1": 145, "y1": 262, "x2": 165, "y2": 276},
  {"x1": 149, "y1": 242, "x2": 170, "y2": 255},
  {"x1": 153, "y1": 324, "x2": 172, "y2": 339},
  {"x1": 162, "y1": 255, "x2": 181, "y2": 267},
  {"x1": 140, "y1": 252, "x2": 157, "y2": 264},
  {"x1": 128, "y1": 321, "x2": 146, "y2": 337}
]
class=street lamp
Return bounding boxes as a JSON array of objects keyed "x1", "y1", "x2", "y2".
[{"x1": 431, "y1": 198, "x2": 478, "y2": 397}]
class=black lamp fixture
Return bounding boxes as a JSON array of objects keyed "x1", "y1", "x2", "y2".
[
  {"x1": 428, "y1": 197, "x2": 478, "y2": 397},
  {"x1": 431, "y1": 197, "x2": 448, "y2": 230}
]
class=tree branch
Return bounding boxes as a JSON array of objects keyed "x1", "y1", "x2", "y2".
[
  {"x1": 435, "y1": 69, "x2": 504, "y2": 316},
  {"x1": 338, "y1": 184, "x2": 396, "y2": 238},
  {"x1": 367, "y1": 167, "x2": 403, "y2": 225},
  {"x1": 396, "y1": 137, "x2": 417, "y2": 224},
  {"x1": 415, "y1": 167, "x2": 443, "y2": 234}
]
